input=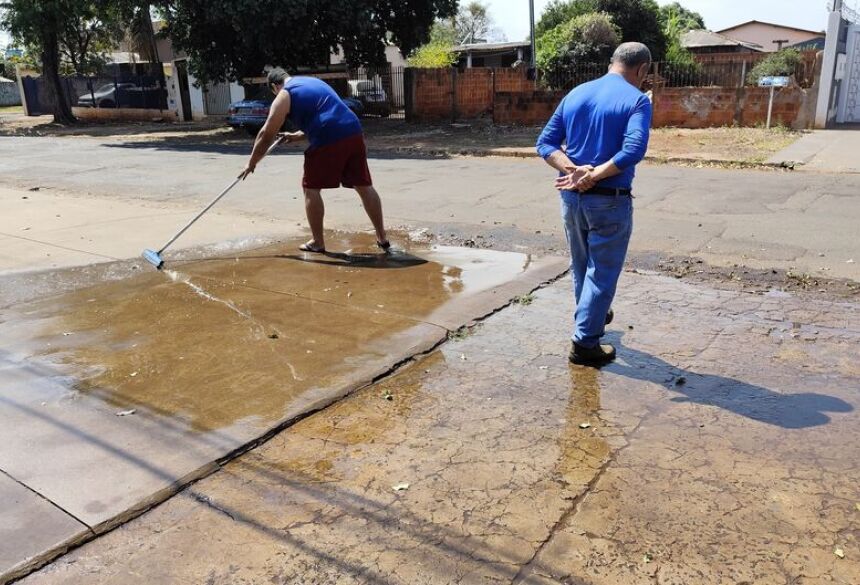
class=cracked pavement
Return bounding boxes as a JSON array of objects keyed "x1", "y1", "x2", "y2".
[{"x1": 20, "y1": 272, "x2": 860, "y2": 585}]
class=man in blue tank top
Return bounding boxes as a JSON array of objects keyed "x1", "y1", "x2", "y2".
[
  {"x1": 536, "y1": 42, "x2": 653, "y2": 366},
  {"x1": 241, "y1": 68, "x2": 389, "y2": 253}
]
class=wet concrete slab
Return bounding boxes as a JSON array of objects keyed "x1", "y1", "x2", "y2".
[
  {"x1": 0, "y1": 473, "x2": 90, "y2": 583},
  {"x1": 18, "y1": 272, "x2": 859, "y2": 585},
  {"x1": 0, "y1": 235, "x2": 566, "y2": 582}
]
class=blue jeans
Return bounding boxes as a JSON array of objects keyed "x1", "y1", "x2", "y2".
[{"x1": 561, "y1": 192, "x2": 633, "y2": 347}]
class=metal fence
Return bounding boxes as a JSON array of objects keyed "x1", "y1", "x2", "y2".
[
  {"x1": 540, "y1": 58, "x2": 817, "y2": 91},
  {"x1": 20, "y1": 62, "x2": 167, "y2": 116},
  {"x1": 347, "y1": 66, "x2": 406, "y2": 119}
]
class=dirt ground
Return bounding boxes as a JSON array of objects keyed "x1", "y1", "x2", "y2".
[{"x1": 0, "y1": 112, "x2": 803, "y2": 165}]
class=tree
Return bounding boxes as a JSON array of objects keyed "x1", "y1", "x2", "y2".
[
  {"x1": 537, "y1": 12, "x2": 620, "y2": 88},
  {"x1": 660, "y1": 2, "x2": 704, "y2": 67},
  {"x1": 162, "y1": 0, "x2": 458, "y2": 85},
  {"x1": 58, "y1": 3, "x2": 125, "y2": 75},
  {"x1": 535, "y1": 0, "x2": 666, "y2": 60},
  {"x1": 408, "y1": 21, "x2": 457, "y2": 67},
  {"x1": 657, "y1": 2, "x2": 704, "y2": 32},
  {"x1": 1, "y1": 1, "x2": 82, "y2": 123},
  {"x1": 747, "y1": 49, "x2": 801, "y2": 85},
  {"x1": 455, "y1": 1, "x2": 505, "y2": 44}
]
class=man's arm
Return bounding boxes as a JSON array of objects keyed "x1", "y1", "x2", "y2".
[
  {"x1": 576, "y1": 96, "x2": 652, "y2": 191},
  {"x1": 239, "y1": 90, "x2": 291, "y2": 179},
  {"x1": 538, "y1": 99, "x2": 593, "y2": 187}
]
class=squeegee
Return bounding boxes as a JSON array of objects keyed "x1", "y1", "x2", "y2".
[{"x1": 142, "y1": 135, "x2": 287, "y2": 269}]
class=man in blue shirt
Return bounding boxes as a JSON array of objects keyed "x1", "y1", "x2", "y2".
[
  {"x1": 536, "y1": 42, "x2": 653, "y2": 365},
  {"x1": 241, "y1": 68, "x2": 389, "y2": 254}
]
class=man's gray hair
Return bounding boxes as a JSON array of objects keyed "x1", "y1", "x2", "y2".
[{"x1": 611, "y1": 42, "x2": 652, "y2": 67}]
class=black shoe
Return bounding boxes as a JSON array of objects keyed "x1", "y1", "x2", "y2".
[
  {"x1": 605, "y1": 308, "x2": 614, "y2": 326},
  {"x1": 377, "y1": 240, "x2": 392, "y2": 253},
  {"x1": 569, "y1": 341, "x2": 616, "y2": 366}
]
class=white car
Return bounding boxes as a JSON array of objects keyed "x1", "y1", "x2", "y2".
[{"x1": 347, "y1": 79, "x2": 391, "y2": 117}]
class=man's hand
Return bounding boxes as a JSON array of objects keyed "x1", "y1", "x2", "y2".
[
  {"x1": 554, "y1": 165, "x2": 594, "y2": 191},
  {"x1": 238, "y1": 162, "x2": 256, "y2": 181},
  {"x1": 574, "y1": 168, "x2": 599, "y2": 192},
  {"x1": 279, "y1": 131, "x2": 304, "y2": 143}
]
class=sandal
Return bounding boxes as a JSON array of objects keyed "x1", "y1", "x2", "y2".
[
  {"x1": 377, "y1": 240, "x2": 392, "y2": 253},
  {"x1": 299, "y1": 240, "x2": 326, "y2": 253}
]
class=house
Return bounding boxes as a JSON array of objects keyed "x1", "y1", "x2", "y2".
[
  {"x1": 716, "y1": 21, "x2": 825, "y2": 53},
  {"x1": 452, "y1": 41, "x2": 532, "y2": 68},
  {"x1": 0, "y1": 75, "x2": 21, "y2": 107},
  {"x1": 681, "y1": 30, "x2": 763, "y2": 54}
]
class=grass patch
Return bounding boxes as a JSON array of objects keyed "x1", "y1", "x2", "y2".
[
  {"x1": 0, "y1": 105, "x2": 24, "y2": 114},
  {"x1": 513, "y1": 293, "x2": 535, "y2": 306},
  {"x1": 648, "y1": 127, "x2": 803, "y2": 164}
]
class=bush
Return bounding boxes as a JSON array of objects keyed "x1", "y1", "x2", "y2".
[
  {"x1": 536, "y1": 12, "x2": 620, "y2": 88},
  {"x1": 407, "y1": 41, "x2": 457, "y2": 68},
  {"x1": 747, "y1": 49, "x2": 801, "y2": 85}
]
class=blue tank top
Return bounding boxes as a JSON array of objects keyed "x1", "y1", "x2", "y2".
[{"x1": 284, "y1": 76, "x2": 362, "y2": 148}]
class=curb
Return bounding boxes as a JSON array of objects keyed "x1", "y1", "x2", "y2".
[{"x1": 368, "y1": 145, "x2": 792, "y2": 170}]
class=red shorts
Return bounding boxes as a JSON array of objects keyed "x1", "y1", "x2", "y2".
[{"x1": 303, "y1": 133, "x2": 373, "y2": 189}]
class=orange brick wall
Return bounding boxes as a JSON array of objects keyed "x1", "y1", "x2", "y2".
[
  {"x1": 409, "y1": 67, "x2": 807, "y2": 128},
  {"x1": 651, "y1": 86, "x2": 805, "y2": 128}
]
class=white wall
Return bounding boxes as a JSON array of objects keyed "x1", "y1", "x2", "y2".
[
  {"x1": 229, "y1": 82, "x2": 245, "y2": 103},
  {"x1": 186, "y1": 71, "x2": 206, "y2": 120}
]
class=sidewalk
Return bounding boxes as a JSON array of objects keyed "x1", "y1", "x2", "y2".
[
  {"x1": 767, "y1": 129, "x2": 860, "y2": 173},
  {"x1": 0, "y1": 231, "x2": 566, "y2": 583},
  {"x1": 18, "y1": 270, "x2": 860, "y2": 585}
]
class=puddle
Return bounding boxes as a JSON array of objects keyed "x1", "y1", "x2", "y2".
[{"x1": 0, "y1": 234, "x2": 539, "y2": 435}]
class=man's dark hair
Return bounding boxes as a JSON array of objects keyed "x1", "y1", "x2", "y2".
[
  {"x1": 267, "y1": 67, "x2": 289, "y2": 86},
  {"x1": 611, "y1": 43, "x2": 652, "y2": 68}
]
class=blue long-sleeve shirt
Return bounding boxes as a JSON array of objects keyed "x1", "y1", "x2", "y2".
[{"x1": 536, "y1": 73, "x2": 652, "y2": 191}]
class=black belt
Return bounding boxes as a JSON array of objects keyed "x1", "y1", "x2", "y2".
[{"x1": 580, "y1": 187, "x2": 632, "y2": 196}]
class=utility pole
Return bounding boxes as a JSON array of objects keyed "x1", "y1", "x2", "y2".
[{"x1": 529, "y1": 0, "x2": 536, "y2": 69}]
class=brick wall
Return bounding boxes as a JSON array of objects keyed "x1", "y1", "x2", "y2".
[
  {"x1": 494, "y1": 91, "x2": 562, "y2": 125},
  {"x1": 651, "y1": 86, "x2": 807, "y2": 129},
  {"x1": 408, "y1": 67, "x2": 811, "y2": 129}
]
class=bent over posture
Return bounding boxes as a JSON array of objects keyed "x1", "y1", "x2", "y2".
[
  {"x1": 536, "y1": 43, "x2": 653, "y2": 365},
  {"x1": 241, "y1": 68, "x2": 389, "y2": 253}
]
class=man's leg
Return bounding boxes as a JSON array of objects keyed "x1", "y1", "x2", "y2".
[
  {"x1": 354, "y1": 185, "x2": 388, "y2": 244},
  {"x1": 561, "y1": 195, "x2": 588, "y2": 305},
  {"x1": 574, "y1": 196, "x2": 633, "y2": 348},
  {"x1": 303, "y1": 188, "x2": 326, "y2": 249}
]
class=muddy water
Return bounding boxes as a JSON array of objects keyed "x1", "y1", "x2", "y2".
[{"x1": 0, "y1": 235, "x2": 532, "y2": 434}]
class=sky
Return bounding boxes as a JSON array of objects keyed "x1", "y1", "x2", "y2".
[
  {"x1": 0, "y1": 1, "x2": 835, "y2": 50},
  {"x1": 487, "y1": 0, "x2": 832, "y2": 42}
]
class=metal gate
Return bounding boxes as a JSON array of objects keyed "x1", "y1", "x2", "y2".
[
  {"x1": 204, "y1": 81, "x2": 232, "y2": 116},
  {"x1": 837, "y1": 24, "x2": 860, "y2": 122}
]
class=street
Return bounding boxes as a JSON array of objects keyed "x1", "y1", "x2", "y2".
[{"x1": 0, "y1": 129, "x2": 858, "y2": 585}]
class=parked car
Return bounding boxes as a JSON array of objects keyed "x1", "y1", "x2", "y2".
[
  {"x1": 347, "y1": 80, "x2": 391, "y2": 117},
  {"x1": 227, "y1": 92, "x2": 365, "y2": 136},
  {"x1": 77, "y1": 83, "x2": 136, "y2": 108}
]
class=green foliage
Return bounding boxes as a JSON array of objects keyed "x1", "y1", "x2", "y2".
[
  {"x1": 660, "y1": 2, "x2": 702, "y2": 67},
  {"x1": 162, "y1": 0, "x2": 458, "y2": 85},
  {"x1": 536, "y1": 0, "x2": 667, "y2": 59},
  {"x1": 407, "y1": 39, "x2": 457, "y2": 67},
  {"x1": 747, "y1": 49, "x2": 802, "y2": 84},
  {"x1": 657, "y1": 2, "x2": 705, "y2": 32},
  {"x1": 536, "y1": 12, "x2": 619, "y2": 71}
]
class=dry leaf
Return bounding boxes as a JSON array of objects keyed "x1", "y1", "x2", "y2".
[
  {"x1": 392, "y1": 482, "x2": 410, "y2": 492},
  {"x1": 579, "y1": 422, "x2": 591, "y2": 429}
]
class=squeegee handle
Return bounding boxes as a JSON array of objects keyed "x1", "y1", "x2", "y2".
[{"x1": 157, "y1": 136, "x2": 286, "y2": 255}]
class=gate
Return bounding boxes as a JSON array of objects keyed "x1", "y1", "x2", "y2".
[
  {"x1": 347, "y1": 66, "x2": 405, "y2": 119},
  {"x1": 204, "y1": 81, "x2": 232, "y2": 116},
  {"x1": 837, "y1": 24, "x2": 860, "y2": 122}
]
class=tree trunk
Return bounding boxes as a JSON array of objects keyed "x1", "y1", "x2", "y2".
[{"x1": 42, "y1": 31, "x2": 76, "y2": 124}]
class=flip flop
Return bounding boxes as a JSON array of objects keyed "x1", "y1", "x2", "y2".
[
  {"x1": 377, "y1": 240, "x2": 392, "y2": 253},
  {"x1": 299, "y1": 241, "x2": 326, "y2": 253}
]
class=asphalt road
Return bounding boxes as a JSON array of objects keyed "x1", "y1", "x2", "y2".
[{"x1": 1, "y1": 135, "x2": 858, "y2": 280}]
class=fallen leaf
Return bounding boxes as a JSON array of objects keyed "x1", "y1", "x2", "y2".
[
  {"x1": 834, "y1": 547, "x2": 845, "y2": 559},
  {"x1": 116, "y1": 409, "x2": 136, "y2": 417},
  {"x1": 130, "y1": 372, "x2": 138, "y2": 377},
  {"x1": 643, "y1": 552, "x2": 654, "y2": 563},
  {"x1": 392, "y1": 482, "x2": 410, "y2": 492},
  {"x1": 579, "y1": 422, "x2": 591, "y2": 429}
]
